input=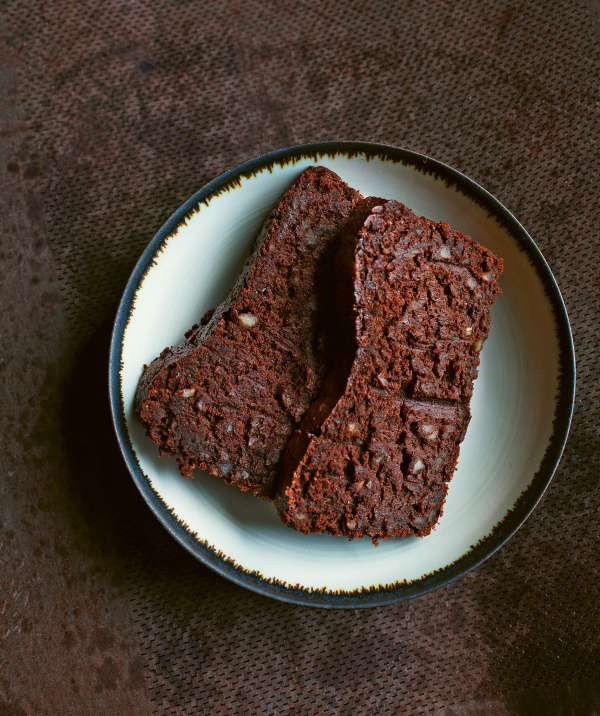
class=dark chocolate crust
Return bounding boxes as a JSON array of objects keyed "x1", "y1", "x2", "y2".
[
  {"x1": 276, "y1": 199, "x2": 503, "y2": 542},
  {"x1": 135, "y1": 166, "x2": 361, "y2": 498}
]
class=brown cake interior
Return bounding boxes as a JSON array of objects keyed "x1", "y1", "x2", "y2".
[
  {"x1": 276, "y1": 198, "x2": 503, "y2": 542},
  {"x1": 135, "y1": 167, "x2": 361, "y2": 498}
]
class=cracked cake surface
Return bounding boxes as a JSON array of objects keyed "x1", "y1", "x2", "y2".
[{"x1": 276, "y1": 197, "x2": 503, "y2": 542}]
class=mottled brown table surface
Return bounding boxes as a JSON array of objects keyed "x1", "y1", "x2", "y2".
[{"x1": 1, "y1": 1, "x2": 598, "y2": 714}]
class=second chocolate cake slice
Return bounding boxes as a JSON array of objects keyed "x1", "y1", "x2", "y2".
[
  {"x1": 276, "y1": 199, "x2": 503, "y2": 541},
  {"x1": 136, "y1": 166, "x2": 361, "y2": 498}
]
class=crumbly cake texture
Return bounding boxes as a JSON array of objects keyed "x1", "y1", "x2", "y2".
[
  {"x1": 276, "y1": 198, "x2": 503, "y2": 542},
  {"x1": 135, "y1": 166, "x2": 361, "y2": 498}
]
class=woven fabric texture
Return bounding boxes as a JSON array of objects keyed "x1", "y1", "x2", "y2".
[{"x1": 1, "y1": 0, "x2": 599, "y2": 713}]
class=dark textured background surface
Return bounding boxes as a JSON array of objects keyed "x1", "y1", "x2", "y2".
[{"x1": 1, "y1": 0, "x2": 599, "y2": 713}]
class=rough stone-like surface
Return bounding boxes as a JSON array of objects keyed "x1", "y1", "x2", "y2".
[
  {"x1": 2, "y1": 0, "x2": 598, "y2": 712},
  {"x1": 136, "y1": 166, "x2": 360, "y2": 498},
  {"x1": 278, "y1": 200, "x2": 503, "y2": 541}
]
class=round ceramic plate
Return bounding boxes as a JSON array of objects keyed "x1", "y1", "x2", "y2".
[{"x1": 109, "y1": 142, "x2": 575, "y2": 608}]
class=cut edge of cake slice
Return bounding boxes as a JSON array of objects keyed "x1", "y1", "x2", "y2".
[
  {"x1": 276, "y1": 197, "x2": 503, "y2": 541},
  {"x1": 136, "y1": 166, "x2": 362, "y2": 499}
]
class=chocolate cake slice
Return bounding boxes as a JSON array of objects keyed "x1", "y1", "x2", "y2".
[
  {"x1": 276, "y1": 198, "x2": 503, "y2": 541},
  {"x1": 136, "y1": 166, "x2": 361, "y2": 498}
]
